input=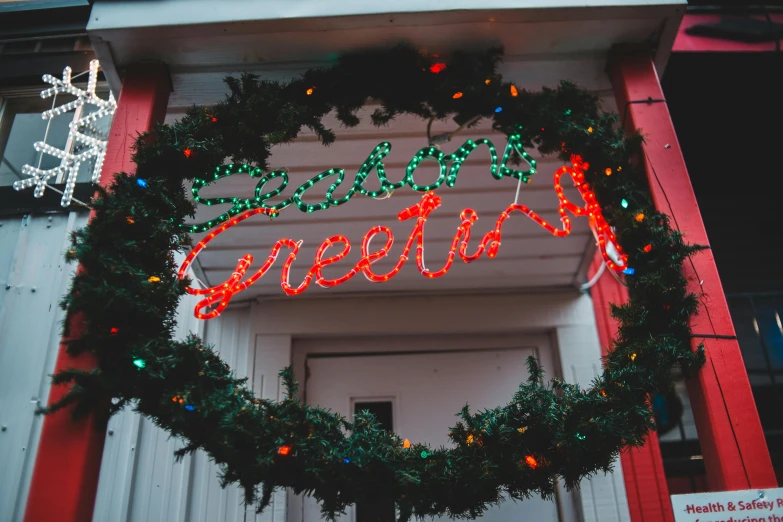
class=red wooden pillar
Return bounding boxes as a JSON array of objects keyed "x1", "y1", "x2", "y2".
[
  {"x1": 589, "y1": 254, "x2": 675, "y2": 522},
  {"x1": 23, "y1": 63, "x2": 171, "y2": 522},
  {"x1": 608, "y1": 51, "x2": 777, "y2": 491}
]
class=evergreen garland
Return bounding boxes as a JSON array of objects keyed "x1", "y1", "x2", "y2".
[{"x1": 48, "y1": 44, "x2": 704, "y2": 519}]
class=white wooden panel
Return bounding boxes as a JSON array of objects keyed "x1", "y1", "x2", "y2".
[
  {"x1": 554, "y1": 324, "x2": 631, "y2": 522},
  {"x1": 0, "y1": 211, "x2": 88, "y2": 522},
  {"x1": 251, "y1": 291, "x2": 597, "y2": 336},
  {"x1": 166, "y1": 58, "x2": 612, "y2": 111},
  {"x1": 93, "y1": 309, "x2": 294, "y2": 522},
  {"x1": 92, "y1": 259, "x2": 261, "y2": 522},
  {"x1": 188, "y1": 304, "x2": 254, "y2": 522}
]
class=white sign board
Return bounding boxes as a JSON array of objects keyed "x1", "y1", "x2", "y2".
[{"x1": 671, "y1": 488, "x2": 783, "y2": 522}]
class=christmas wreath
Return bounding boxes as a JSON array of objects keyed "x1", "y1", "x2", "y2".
[{"x1": 48, "y1": 45, "x2": 704, "y2": 519}]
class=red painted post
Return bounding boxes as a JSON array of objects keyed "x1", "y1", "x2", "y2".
[
  {"x1": 23, "y1": 63, "x2": 171, "y2": 522},
  {"x1": 608, "y1": 51, "x2": 777, "y2": 491},
  {"x1": 588, "y1": 254, "x2": 675, "y2": 522}
]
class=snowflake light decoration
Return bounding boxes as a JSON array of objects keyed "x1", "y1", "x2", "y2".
[{"x1": 13, "y1": 59, "x2": 117, "y2": 207}]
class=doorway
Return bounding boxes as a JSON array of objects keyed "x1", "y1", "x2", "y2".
[{"x1": 291, "y1": 333, "x2": 563, "y2": 522}]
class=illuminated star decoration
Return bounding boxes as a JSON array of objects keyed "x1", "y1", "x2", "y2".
[{"x1": 13, "y1": 59, "x2": 116, "y2": 207}]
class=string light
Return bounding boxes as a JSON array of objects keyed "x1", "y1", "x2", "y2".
[
  {"x1": 187, "y1": 131, "x2": 538, "y2": 232},
  {"x1": 430, "y1": 63, "x2": 447, "y2": 74},
  {"x1": 635, "y1": 213, "x2": 645, "y2": 222},
  {"x1": 132, "y1": 358, "x2": 146, "y2": 369},
  {"x1": 179, "y1": 155, "x2": 626, "y2": 319},
  {"x1": 630, "y1": 353, "x2": 637, "y2": 362},
  {"x1": 306, "y1": 87, "x2": 314, "y2": 95},
  {"x1": 148, "y1": 276, "x2": 161, "y2": 283},
  {"x1": 403, "y1": 439, "x2": 411, "y2": 449},
  {"x1": 184, "y1": 405, "x2": 196, "y2": 411},
  {"x1": 517, "y1": 427, "x2": 527, "y2": 434},
  {"x1": 452, "y1": 92, "x2": 463, "y2": 99},
  {"x1": 126, "y1": 216, "x2": 135, "y2": 224},
  {"x1": 623, "y1": 267, "x2": 635, "y2": 275},
  {"x1": 524, "y1": 455, "x2": 538, "y2": 469},
  {"x1": 587, "y1": 127, "x2": 593, "y2": 133},
  {"x1": 494, "y1": 107, "x2": 502, "y2": 113},
  {"x1": 420, "y1": 451, "x2": 429, "y2": 458},
  {"x1": 605, "y1": 168, "x2": 612, "y2": 176},
  {"x1": 13, "y1": 60, "x2": 115, "y2": 207},
  {"x1": 278, "y1": 445, "x2": 292, "y2": 456},
  {"x1": 110, "y1": 327, "x2": 119, "y2": 336},
  {"x1": 576, "y1": 433, "x2": 586, "y2": 441},
  {"x1": 172, "y1": 395, "x2": 185, "y2": 404},
  {"x1": 509, "y1": 85, "x2": 518, "y2": 97},
  {"x1": 343, "y1": 458, "x2": 351, "y2": 464},
  {"x1": 466, "y1": 434, "x2": 475, "y2": 445},
  {"x1": 211, "y1": 117, "x2": 218, "y2": 123},
  {"x1": 136, "y1": 179, "x2": 148, "y2": 188},
  {"x1": 644, "y1": 244, "x2": 653, "y2": 253},
  {"x1": 184, "y1": 148, "x2": 192, "y2": 158},
  {"x1": 599, "y1": 389, "x2": 607, "y2": 397},
  {"x1": 620, "y1": 199, "x2": 628, "y2": 209},
  {"x1": 484, "y1": 78, "x2": 491, "y2": 85}
]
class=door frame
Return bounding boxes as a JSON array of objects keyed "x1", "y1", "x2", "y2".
[{"x1": 288, "y1": 331, "x2": 570, "y2": 522}]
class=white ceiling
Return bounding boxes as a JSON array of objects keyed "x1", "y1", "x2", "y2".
[{"x1": 185, "y1": 109, "x2": 597, "y2": 299}]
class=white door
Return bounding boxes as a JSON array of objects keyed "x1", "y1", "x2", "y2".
[{"x1": 293, "y1": 334, "x2": 563, "y2": 522}]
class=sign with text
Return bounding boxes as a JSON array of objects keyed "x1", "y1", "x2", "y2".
[{"x1": 671, "y1": 488, "x2": 783, "y2": 522}]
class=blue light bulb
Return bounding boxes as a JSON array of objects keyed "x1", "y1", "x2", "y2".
[
  {"x1": 494, "y1": 107, "x2": 503, "y2": 113},
  {"x1": 136, "y1": 178, "x2": 148, "y2": 188},
  {"x1": 184, "y1": 404, "x2": 196, "y2": 411},
  {"x1": 622, "y1": 267, "x2": 635, "y2": 275},
  {"x1": 343, "y1": 458, "x2": 350, "y2": 464}
]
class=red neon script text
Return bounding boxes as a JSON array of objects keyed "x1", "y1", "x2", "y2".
[{"x1": 179, "y1": 155, "x2": 626, "y2": 319}]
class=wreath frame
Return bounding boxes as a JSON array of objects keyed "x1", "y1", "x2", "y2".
[{"x1": 49, "y1": 44, "x2": 704, "y2": 520}]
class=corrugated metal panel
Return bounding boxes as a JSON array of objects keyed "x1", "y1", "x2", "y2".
[
  {"x1": 0, "y1": 211, "x2": 89, "y2": 522},
  {"x1": 92, "y1": 286, "x2": 276, "y2": 522}
]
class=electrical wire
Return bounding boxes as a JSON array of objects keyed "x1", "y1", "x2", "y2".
[{"x1": 580, "y1": 260, "x2": 606, "y2": 291}]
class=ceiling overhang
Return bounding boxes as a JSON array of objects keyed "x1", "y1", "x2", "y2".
[
  {"x1": 84, "y1": 1, "x2": 683, "y2": 298},
  {"x1": 88, "y1": 1, "x2": 686, "y2": 97}
]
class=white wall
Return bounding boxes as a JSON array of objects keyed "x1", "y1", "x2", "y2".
[
  {"x1": 0, "y1": 211, "x2": 89, "y2": 522},
  {"x1": 94, "y1": 290, "x2": 632, "y2": 522}
]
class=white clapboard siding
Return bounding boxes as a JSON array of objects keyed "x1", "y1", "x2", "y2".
[
  {"x1": 555, "y1": 325, "x2": 632, "y2": 522},
  {"x1": 165, "y1": 102, "x2": 601, "y2": 298},
  {"x1": 0, "y1": 211, "x2": 89, "y2": 522},
  {"x1": 92, "y1": 258, "x2": 280, "y2": 522}
]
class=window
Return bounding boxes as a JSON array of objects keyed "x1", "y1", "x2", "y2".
[
  {"x1": 0, "y1": 90, "x2": 111, "y2": 188},
  {"x1": 353, "y1": 400, "x2": 396, "y2": 522}
]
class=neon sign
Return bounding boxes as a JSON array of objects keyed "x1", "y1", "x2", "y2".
[
  {"x1": 187, "y1": 131, "x2": 537, "y2": 233},
  {"x1": 179, "y1": 155, "x2": 626, "y2": 319}
]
